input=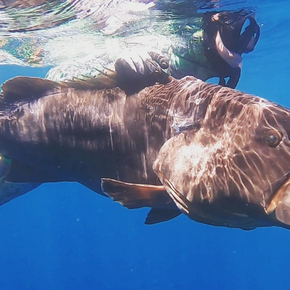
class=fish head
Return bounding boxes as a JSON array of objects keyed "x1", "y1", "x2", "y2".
[{"x1": 153, "y1": 87, "x2": 290, "y2": 229}]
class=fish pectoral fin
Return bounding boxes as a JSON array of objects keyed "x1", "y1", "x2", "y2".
[
  {"x1": 101, "y1": 178, "x2": 171, "y2": 209},
  {"x1": 145, "y1": 208, "x2": 181, "y2": 224},
  {"x1": 102, "y1": 178, "x2": 180, "y2": 224}
]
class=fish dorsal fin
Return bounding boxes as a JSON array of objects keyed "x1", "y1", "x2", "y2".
[
  {"x1": 101, "y1": 178, "x2": 171, "y2": 209},
  {"x1": 0, "y1": 72, "x2": 119, "y2": 111},
  {"x1": 0, "y1": 76, "x2": 60, "y2": 106},
  {"x1": 59, "y1": 69, "x2": 118, "y2": 90},
  {"x1": 145, "y1": 208, "x2": 181, "y2": 224}
]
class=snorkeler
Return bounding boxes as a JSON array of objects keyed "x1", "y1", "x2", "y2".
[
  {"x1": 201, "y1": 10, "x2": 260, "y2": 88},
  {"x1": 116, "y1": 10, "x2": 260, "y2": 90}
]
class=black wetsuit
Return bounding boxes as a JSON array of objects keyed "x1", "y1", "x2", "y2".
[{"x1": 202, "y1": 11, "x2": 260, "y2": 88}]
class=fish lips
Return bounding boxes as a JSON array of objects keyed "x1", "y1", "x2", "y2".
[{"x1": 266, "y1": 174, "x2": 290, "y2": 227}]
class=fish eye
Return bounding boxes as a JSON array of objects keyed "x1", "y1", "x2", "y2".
[{"x1": 263, "y1": 130, "x2": 282, "y2": 148}]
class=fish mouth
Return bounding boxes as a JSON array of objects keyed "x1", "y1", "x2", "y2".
[
  {"x1": 266, "y1": 176, "x2": 290, "y2": 214},
  {"x1": 265, "y1": 174, "x2": 290, "y2": 227}
]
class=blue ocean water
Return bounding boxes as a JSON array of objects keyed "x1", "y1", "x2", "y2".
[{"x1": 0, "y1": 1, "x2": 289, "y2": 290}]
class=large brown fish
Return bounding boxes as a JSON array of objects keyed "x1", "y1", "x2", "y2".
[{"x1": 0, "y1": 72, "x2": 289, "y2": 230}]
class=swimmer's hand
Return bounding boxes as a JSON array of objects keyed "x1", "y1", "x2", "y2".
[{"x1": 114, "y1": 50, "x2": 170, "y2": 95}]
